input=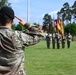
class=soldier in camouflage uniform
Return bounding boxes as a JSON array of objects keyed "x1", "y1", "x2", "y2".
[
  {"x1": 45, "y1": 33, "x2": 51, "y2": 49},
  {"x1": 61, "y1": 35, "x2": 66, "y2": 48},
  {"x1": 52, "y1": 33, "x2": 56, "y2": 49},
  {"x1": 67, "y1": 33, "x2": 72, "y2": 48},
  {"x1": 0, "y1": 6, "x2": 43, "y2": 75},
  {"x1": 56, "y1": 33, "x2": 61, "y2": 49}
]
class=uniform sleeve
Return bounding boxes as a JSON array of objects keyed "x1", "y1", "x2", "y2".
[
  {"x1": 18, "y1": 22, "x2": 43, "y2": 46},
  {"x1": 24, "y1": 22, "x2": 38, "y2": 31},
  {"x1": 20, "y1": 32, "x2": 41, "y2": 46}
]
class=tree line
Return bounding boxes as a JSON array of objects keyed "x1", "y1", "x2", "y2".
[{"x1": 0, "y1": 0, "x2": 11, "y2": 8}]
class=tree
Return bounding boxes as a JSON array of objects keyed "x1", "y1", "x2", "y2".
[
  {"x1": 16, "y1": 23, "x2": 25, "y2": 31},
  {"x1": 11, "y1": 24, "x2": 16, "y2": 30},
  {"x1": 43, "y1": 13, "x2": 52, "y2": 33},
  {"x1": 64, "y1": 22, "x2": 76, "y2": 35},
  {"x1": 58, "y1": 2, "x2": 72, "y2": 24},
  {"x1": 0, "y1": 0, "x2": 11, "y2": 8},
  {"x1": 72, "y1": 1, "x2": 76, "y2": 22},
  {"x1": 63, "y1": 2, "x2": 71, "y2": 23},
  {"x1": 33, "y1": 22, "x2": 40, "y2": 26}
]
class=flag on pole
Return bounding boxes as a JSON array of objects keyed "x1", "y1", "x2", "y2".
[
  {"x1": 57, "y1": 17, "x2": 61, "y2": 31},
  {"x1": 61, "y1": 20, "x2": 64, "y2": 35},
  {"x1": 57, "y1": 17, "x2": 64, "y2": 35}
]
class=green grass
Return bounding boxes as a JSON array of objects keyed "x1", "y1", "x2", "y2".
[{"x1": 25, "y1": 41, "x2": 76, "y2": 75}]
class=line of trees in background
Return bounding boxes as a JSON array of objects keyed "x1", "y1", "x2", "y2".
[
  {"x1": 0, "y1": 0, "x2": 11, "y2": 8},
  {"x1": 43, "y1": 1, "x2": 76, "y2": 36}
]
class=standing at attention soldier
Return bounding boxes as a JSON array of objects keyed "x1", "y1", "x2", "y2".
[
  {"x1": 45, "y1": 33, "x2": 51, "y2": 49},
  {"x1": 67, "y1": 33, "x2": 72, "y2": 48},
  {"x1": 0, "y1": 6, "x2": 43, "y2": 75},
  {"x1": 52, "y1": 33, "x2": 56, "y2": 49},
  {"x1": 56, "y1": 33, "x2": 61, "y2": 49},
  {"x1": 61, "y1": 34, "x2": 66, "y2": 48}
]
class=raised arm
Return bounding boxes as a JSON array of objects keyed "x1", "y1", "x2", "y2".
[{"x1": 15, "y1": 16, "x2": 44, "y2": 46}]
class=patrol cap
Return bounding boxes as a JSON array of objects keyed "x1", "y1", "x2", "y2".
[{"x1": 0, "y1": 6, "x2": 15, "y2": 19}]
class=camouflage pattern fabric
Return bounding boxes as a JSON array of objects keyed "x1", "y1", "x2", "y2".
[{"x1": 0, "y1": 23, "x2": 42, "y2": 75}]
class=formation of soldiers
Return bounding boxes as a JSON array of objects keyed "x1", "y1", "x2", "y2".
[{"x1": 45, "y1": 33, "x2": 72, "y2": 49}]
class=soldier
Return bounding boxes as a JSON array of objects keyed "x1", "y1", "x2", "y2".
[
  {"x1": 56, "y1": 33, "x2": 61, "y2": 49},
  {"x1": 67, "y1": 33, "x2": 72, "y2": 48},
  {"x1": 52, "y1": 33, "x2": 56, "y2": 49},
  {"x1": 46, "y1": 33, "x2": 51, "y2": 49},
  {"x1": 0, "y1": 6, "x2": 43, "y2": 75},
  {"x1": 61, "y1": 35, "x2": 66, "y2": 48}
]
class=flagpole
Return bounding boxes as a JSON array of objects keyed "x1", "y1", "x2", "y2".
[{"x1": 27, "y1": 0, "x2": 30, "y2": 22}]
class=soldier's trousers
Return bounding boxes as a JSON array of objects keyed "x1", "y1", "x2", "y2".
[
  {"x1": 62, "y1": 42, "x2": 65, "y2": 48},
  {"x1": 67, "y1": 41, "x2": 70, "y2": 48},
  {"x1": 46, "y1": 41, "x2": 50, "y2": 49},
  {"x1": 52, "y1": 43, "x2": 55, "y2": 49},
  {"x1": 57, "y1": 43, "x2": 60, "y2": 49}
]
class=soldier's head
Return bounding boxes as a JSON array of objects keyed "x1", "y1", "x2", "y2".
[{"x1": 0, "y1": 6, "x2": 15, "y2": 26}]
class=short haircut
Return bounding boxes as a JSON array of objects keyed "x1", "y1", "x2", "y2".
[{"x1": 0, "y1": 12, "x2": 12, "y2": 26}]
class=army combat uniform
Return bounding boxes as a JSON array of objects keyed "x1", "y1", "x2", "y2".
[
  {"x1": 0, "y1": 23, "x2": 43, "y2": 75},
  {"x1": 67, "y1": 34, "x2": 72, "y2": 48},
  {"x1": 62, "y1": 36, "x2": 66, "y2": 48},
  {"x1": 52, "y1": 34, "x2": 56, "y2": 49},
  {"x1": 46, "y1": 34, "x2": 51, "y2": 49},
  {"x1": 56, "y1": 34, "x2": 61, "y2": 49}
]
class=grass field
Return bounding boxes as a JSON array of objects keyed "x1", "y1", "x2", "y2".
[{"x1": 25, "y1": 41, "x2": 76, "y2": 75}]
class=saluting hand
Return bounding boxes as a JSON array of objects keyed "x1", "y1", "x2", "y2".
[{"x1": 15, "y1": 16, "x2": 26, "y2": 26}]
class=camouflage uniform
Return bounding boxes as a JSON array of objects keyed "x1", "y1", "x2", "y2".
[
  {"x1": 61, "y1": 35, "x2": 66, "y2": 48},
  {"x1": 67, "y1": 34, "x2": 72, "y2": 48},
  {"x1": 46, "y1": 34, "x2": 51, "y2": 49},
  {"x1": 0, "y1": 23, "x2": 43, "y2": 75},
  {"x1": 52, "y1": 34, "x2": 56, "y2": 49},
  {"x1": 56, "y1": 34, "x2": 61, "y2": 49}
]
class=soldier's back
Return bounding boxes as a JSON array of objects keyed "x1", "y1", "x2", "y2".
[{"x1": 0, "y1": 27, "x2": 25, "y2": 75}]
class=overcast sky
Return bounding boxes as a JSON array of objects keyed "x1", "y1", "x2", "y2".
[{"x1": 9, "y1": 0, "x2": 76, "y2": 25}]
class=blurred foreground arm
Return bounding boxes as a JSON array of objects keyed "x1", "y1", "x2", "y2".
[
  {"x1": 15, "y1": 16, "x2": 38, "y2": 30},
  {"x1": 15, "y1": 16, "x2": 44, "y2": 46},
  {"x1": 15, "y1": 16, "x2": 44, "y2": 36}
]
